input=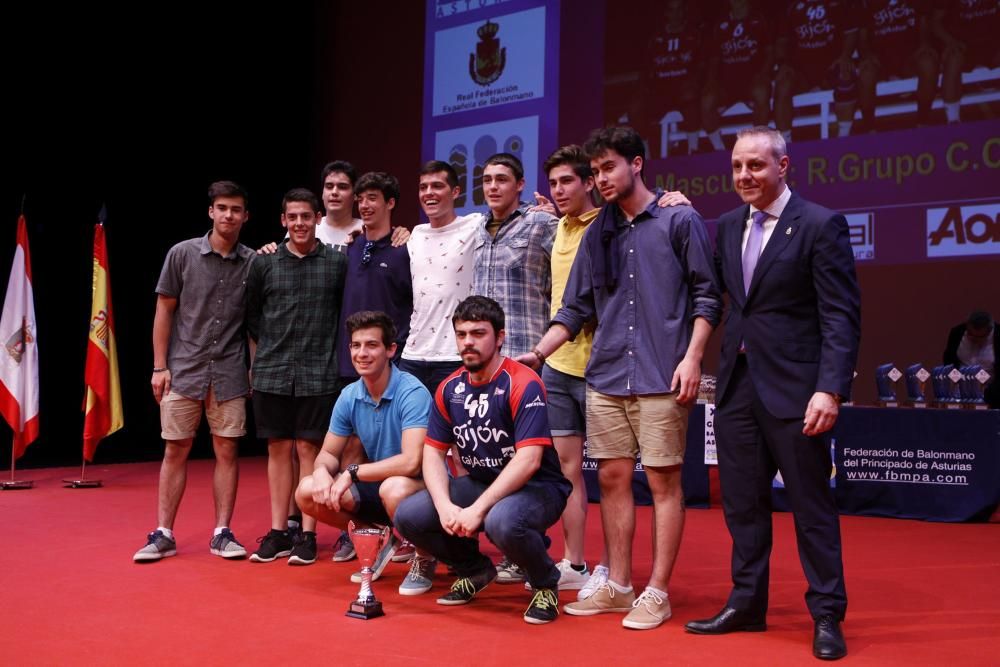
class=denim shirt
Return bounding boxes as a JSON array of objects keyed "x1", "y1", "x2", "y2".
[
  {"x1": 552, "y1": 200, "x2": 722, "y2": 396},
  {"x1": 473, "y1": 203, "x2": 558, "y2": 359}
]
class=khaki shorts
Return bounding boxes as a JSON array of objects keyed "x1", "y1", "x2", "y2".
[
  {"x1": 160, "y1": 387, "x2": 246, "y2": 441},
  {"x1": 585, "y1": 386, "x2": 688, "y2": 467}
]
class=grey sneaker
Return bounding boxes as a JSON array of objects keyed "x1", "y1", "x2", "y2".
[
  {"x1": 134, "y1": 530, "x2": 177, "y2": 562},
  {"x1": 350, "y1": 534, "x2": 399, "y2": 583},
  {"x1": 331, "y1": 531, "x2": 356, "y2": 562},
  {"x1": 495, "y1": 556, "x2": 526, "y2": 584},
  {"x1": 209, "y1": 528, "x2": 247, "y2": 559},
  {"x1": 398, "y1": 555, "x2": 438, "y2": 596}
]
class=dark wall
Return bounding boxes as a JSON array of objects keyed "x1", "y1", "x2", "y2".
[
  {"x1": 1, "y1": 3, "x2": 424, "y2": 468},
  {"x1": 312, "y1": 3, "x2": 426, "y2": 229}
]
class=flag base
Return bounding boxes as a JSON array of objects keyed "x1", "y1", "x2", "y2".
[
  {"x1": 62, "y1": 478, "x2": 103, "y2": 488},
  {"x1": 1, "y1": 480, "x2": 34, "y2": 490}
]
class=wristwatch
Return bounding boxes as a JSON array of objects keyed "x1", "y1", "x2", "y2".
[{"x1": 346, "y1": 463, "x2": 360, "y2": 484}]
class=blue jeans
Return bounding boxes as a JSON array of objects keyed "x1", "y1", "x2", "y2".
[{"x1": 394, "y1": 475, "x2": 568, "y2": 589}]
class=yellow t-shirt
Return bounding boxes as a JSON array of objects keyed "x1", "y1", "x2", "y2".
[{"x1": 547, "y1": 208, "x2": 599, "y2": 377}]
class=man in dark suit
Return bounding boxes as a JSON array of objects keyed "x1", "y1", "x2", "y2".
[{"x1": 685, "y1": 126, "x2": 860, "y2": 661}]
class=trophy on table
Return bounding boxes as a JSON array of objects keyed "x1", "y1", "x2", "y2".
[
  {"x1": 962, "y1": 365, "x2": 992, "y2": 410},
  {"x1": 875, "y1": 363, "x2": 901, "y2": 407},
  {"x1": 945, "y1": 366, "x2": 964, "y2": 408},
  {"x1": 345, "y1": 521, "x2": 389, "y2": 620},
  {"x1": 904, "y1": 364, "x2": 930, "y2": 408},
  {"x1": 930, "y1": 365, "x2": 957, "y2": 407}
]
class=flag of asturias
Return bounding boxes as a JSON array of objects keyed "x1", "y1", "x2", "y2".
[
  {"x1": 0, "y1": 215, "x2": 40, "y2": 460},
  {"x1": 83, "y1": 223, "x2": 123, "y2": 461}
]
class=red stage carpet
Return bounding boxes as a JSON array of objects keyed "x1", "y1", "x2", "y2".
[{"x1": 1, "y1": 458, "x2": 997, "y2": 666}]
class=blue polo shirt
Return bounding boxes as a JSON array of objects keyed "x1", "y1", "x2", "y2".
[
  {"x1": 329, "y1": 366, "x2": 431, "y2": 463},
  {"x1": 338, "y1": 231, "x2": 413, "y2": 379}
]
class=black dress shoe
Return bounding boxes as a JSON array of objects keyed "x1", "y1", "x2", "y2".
[
  {"x1": 685, "y1": 606, "x2": 767, "y2": 634},
  {"x1": 813, "y1": 615, "x2": 847, "y2": 660}
]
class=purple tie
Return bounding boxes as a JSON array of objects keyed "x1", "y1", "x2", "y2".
[{"x1": 742, "y1": 210, "x2": 768, "y2": 294}]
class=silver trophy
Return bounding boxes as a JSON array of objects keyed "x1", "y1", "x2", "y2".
[{"x1": 345, "y1": 521, "x2": 388, "y2": 620}]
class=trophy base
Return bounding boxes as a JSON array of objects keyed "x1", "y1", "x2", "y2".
[
  {"x1": 346, "y1": 599, "x2": 384, "y2": 620},
  {"x1": 62, "y1": 478, "x2": 103, "y2": 488},
  {"x1": 0, "y1": 480, "x2": 33, "y2": 490}
]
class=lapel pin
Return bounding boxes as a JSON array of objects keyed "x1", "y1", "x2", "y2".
[{"x1": 785, "y1": 226, "x2": 792, "y2": 236}]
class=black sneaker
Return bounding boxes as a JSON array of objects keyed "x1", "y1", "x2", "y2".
[
  {"x1": 249, "y1": 529, "x2": 294, "y2": 563},
  {"x1": 286, "y1": 517, "x2": 303, "y2": 545},
  {"x1": 288, "y1": 531, "x2": 317, "y2": 565},
  {"x1": 437, "y1": 566, "x2": 498, "y2": 606},
  {"x1": 524, "y1": 588, "x2": 560, "y2": 624}
]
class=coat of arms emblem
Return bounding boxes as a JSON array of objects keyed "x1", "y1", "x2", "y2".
[{"x1": 469, "y1": 20, "x2": 506, "y2": 86}]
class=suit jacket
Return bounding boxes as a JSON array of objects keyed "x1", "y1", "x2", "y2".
[{"x1": 715, "y1": 192, "x2": 861, "y2": 419}]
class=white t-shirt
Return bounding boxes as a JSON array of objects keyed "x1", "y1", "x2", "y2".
[
  {"x1": 404, "y1": 213, "x2": 482, "y2": 361},
  {"x1": 301, "y1": 217, "x2": 363, "y2": 251}
]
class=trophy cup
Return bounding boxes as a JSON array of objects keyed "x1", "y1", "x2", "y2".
[
  {"x1": 904, "y1": 364, "x2": 930, "y2": 408},
  {"x1": 346, "y1": 521, "x2": 388, "y2": 620},
  {"x1": 875, "y1": 363, "x2": 901, "y2": 407}
]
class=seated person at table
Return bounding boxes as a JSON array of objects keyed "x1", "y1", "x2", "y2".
[
  {"x1": 295, "y1": 311, "x2": 434, "y2": 589},
  {"x1": 943, "y1": 310, "x2": 999, "y2": 408}
]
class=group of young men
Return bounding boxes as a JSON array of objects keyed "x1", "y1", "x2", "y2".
[
  {"x1": 629, "y1": 0, "x2": 997, "y2": 152},
  {"x1": 133, "y1": 122, "x2": 861, "y2": 660}
]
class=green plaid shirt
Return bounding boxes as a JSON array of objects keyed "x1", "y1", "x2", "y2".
[{"x1": 247, "y1": 241, "x2": 347, "y2": 396}]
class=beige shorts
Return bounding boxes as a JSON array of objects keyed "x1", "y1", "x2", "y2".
[
  {"x1": 585, "y1": 386, "x2": 689, "y2": 467},
  {"x1": 160, "y1": 387, "x2": 246, "y2": 441}
]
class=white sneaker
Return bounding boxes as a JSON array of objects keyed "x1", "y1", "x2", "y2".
[
  {"x1": 524, "y1": 558, "x2": 590, "y2": 591},
  {"x1": 577, "y1": 564, "x2": 609, "y2": 601}
]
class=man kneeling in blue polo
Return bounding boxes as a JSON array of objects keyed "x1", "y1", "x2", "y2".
[{"x1": 295, "y1": 311, "x2": 436, "y2": 594}]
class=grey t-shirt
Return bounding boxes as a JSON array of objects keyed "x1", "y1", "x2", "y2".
[{"x1": 155, "y1": 232, "x2": 255, "y2": 401}]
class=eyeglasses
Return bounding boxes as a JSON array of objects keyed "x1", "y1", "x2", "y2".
[{"x1": 361, "y1": 240, "x2": 375, "y2": 266}]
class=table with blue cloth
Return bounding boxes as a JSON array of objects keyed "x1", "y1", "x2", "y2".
[{"x1": 582, "y1": 405, "x2": 1000, "y2": 522}]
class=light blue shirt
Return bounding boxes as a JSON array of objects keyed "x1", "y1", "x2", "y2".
[{"x1": 329, "y1": 367, "x2": 431, "y2": 463}]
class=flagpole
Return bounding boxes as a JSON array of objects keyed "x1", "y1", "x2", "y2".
[
  {"x1": 66, "y1": 212, "x2": 116, "y2": 489},
  {"x1": 2, "y1": 453, "x2": 32, "y2": 489},
  {"x1": 1, "y1": 206, "x2": 36, "y2": 490}
]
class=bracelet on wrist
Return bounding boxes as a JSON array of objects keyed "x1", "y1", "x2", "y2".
[
  {"x1": 152, "y1": 367, "x2": 168, "y2": 373},
  {"x1": 532, "y1": 348, "x2": 546, "y2": 365}
]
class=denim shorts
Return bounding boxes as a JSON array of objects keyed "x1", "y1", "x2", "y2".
[{"x1": 541, "y1": 364, "x2": 586, "y2": 437}]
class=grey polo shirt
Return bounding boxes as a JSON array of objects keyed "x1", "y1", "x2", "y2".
[{"x1": 155, "y1": 232, "x2": 255, "y2": 402}]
